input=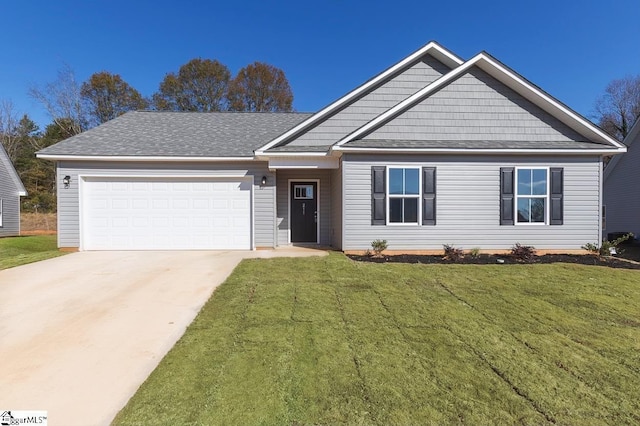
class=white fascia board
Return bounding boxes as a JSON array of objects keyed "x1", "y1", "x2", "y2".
[
  {"x1": 255, "y1": 151, "x2": 329, "y2": 157},
  {"x1": 255, "y1": 42, "x2": 464, "y2": 154},
  {"x1": 334, "y1": 146, "x2": 626, "y2": 156},
  {"x1": 334, "y1": 53, "x2": 624, "y2": 149},
  {"x1": 267, "y1": 156, "x2": 339, "y2": 169},
  {"x1": 36, "y1": 154, "x2": 255, "y2": 162}
]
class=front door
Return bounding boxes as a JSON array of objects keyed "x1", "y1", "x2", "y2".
[{"x1": 290, "y1": 182, "x2": 318, "y2": 243}]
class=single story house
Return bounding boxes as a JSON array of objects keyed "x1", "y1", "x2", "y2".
[
  {"x1": 37, "y1": 42, "x2": 626, "y2": 252},
  {"x1": 0, "y1": 143, "x2": 27, "y2": 237},
  {"x1": 603, "y1": 117, "x2": 640, "y2": 240}
]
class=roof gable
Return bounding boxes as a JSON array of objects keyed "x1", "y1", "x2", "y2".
[
  {"x1": 0, "y1": 143, "x2": 26, "y2": 196},
  {"x1": 256, "y1": 41, "x2": 463, "y2": 153},
  {"x1": 604, "y1": 117, "x2": 640, "y2": 181},
  {"x1": 283, "y1": 55, "x2": 453, "y2": 149},
  {"x1": 362, "y1": 65, "x2": 595, "y2": 145},
  {"x1": 334, "y1": 52, "x2": 625, "y2": 151}
]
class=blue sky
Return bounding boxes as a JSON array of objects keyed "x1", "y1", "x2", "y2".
[{"x1": 3, "y1": 0, "x2": 639, "y2": 130}]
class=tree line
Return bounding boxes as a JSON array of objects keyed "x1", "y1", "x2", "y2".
[
  {"x1": 1, "y1": 58, "x2": 294, "y2": 213},
  {"x1": 1, "y1": 59, "x2": 639, "y2": 215}
]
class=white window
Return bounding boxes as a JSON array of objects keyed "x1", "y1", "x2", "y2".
[
  {"x1": 388, "y1": 167, "x2": 420, "y2": 224},
  {"x1": 516, "y1": 168, "x2": 548, "y2": 224}
]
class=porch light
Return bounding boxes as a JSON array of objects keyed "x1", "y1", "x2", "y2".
[
  {"x1": 261, "y1": 176, "x2": 267, "y2": 186},
  {"x1": 63, "y1": 175, "x2": 71, "y2": 188}
]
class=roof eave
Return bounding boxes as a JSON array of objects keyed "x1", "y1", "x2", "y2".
[
  {"x1": 332, "y1": 146, "x2": 627, "y2": 156},
  {"x1": 36, "y1": 154, "x2": 255, "y2": 162}
]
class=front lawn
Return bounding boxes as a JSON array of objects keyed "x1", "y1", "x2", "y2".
[
  {"x1": 114, "y1": 253, "x2": 640, "y2": 425},
  {"x1": 0, "y1": 235, "x2": 66, "y2": 270}
]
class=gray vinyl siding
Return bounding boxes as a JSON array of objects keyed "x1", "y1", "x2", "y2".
[
  {"x1": 288, "y1": 56, "x2": 451, "y2": 146},
  {"x1": 276, "y1": 169, "x2": 332, "y2": 246},
  {"x1": 331, "y1": 164, "x2": 343, "y2": 249},
  {"x1": 368, "y1": 67, "x2": 587, "y2": 142},
  {"x1": 56, "y1": 161, "x2": 274, "y2": 248},
  {"x1": 0, "y1": 157, "x2": 21, "y2": 237},
  {"x1": 342, "y1": 154, "x2": 601, "y2": 251},
  {"x1": 603, "y1": 131, "x2": 640, "y2": 238}
]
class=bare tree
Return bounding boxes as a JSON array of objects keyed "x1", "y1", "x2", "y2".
[
  {"x1": 594, "y1": 75, "x2": 640, "y2": 140},
  {"x1": 0, "y1": 99, "x2": 20, "y2": 164},
  {"x1": 29, "y1": 63, "x2": 88, "y2": 137}
]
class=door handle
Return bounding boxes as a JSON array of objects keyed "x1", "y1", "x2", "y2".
[
  {"x1": 302, "y1": 203, "x2": 305, "y2": 215},
  {"x1": 314, "y1": 211, "x2": 317, "y2": 223}
]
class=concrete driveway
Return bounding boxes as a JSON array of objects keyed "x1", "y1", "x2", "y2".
[{"x1": 0, "y1": 248, "x2": 326, "y2": 426}]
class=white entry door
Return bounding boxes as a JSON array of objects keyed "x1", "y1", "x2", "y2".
[{"x1": 81, "y1": 177, "x2": 252, "y2": 250}]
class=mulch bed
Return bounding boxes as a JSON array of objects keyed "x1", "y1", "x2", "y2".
[{"x1": 348, "y1": 253, "x2": 640, "y2": 270}]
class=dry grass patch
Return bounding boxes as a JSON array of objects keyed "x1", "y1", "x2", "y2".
[{"x1": 21, "y1": 212, "x2": 57, "y2": 234}]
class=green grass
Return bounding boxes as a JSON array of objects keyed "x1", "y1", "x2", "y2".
[
  {"x1": 114, "y1": 253, "x2": 640, "y2": 425},
  {"x1": 0, "y1": 235, "x2": 66, "y2": 269}
]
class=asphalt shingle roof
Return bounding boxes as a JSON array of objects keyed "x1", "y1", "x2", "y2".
[{"x1": 38, "y1": 111, "x2": 313, "y2": 157}]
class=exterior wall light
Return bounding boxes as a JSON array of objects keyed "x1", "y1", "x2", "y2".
[
  {"x1": 63, "y1": 175, "x2": 71, "y2": 188},
  {"x1": 261, "y1": 176, "x2": 267, "y2": 186}
]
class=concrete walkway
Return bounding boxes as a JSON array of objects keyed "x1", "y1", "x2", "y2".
[{"x1": 0, "y1": 248, "x2": 326, "y2": 426}]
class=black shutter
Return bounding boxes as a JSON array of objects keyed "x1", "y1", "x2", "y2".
[
  {"x1": 422, "y1": 167, "x2": 436, "y2": 226},
  {"x1": 371, "y1": 166, "x2": 386, "y2": 225},
  {"x1": 500, "y1": 167, "x2": 514, "y2": 225},
  {"x1": 549, "y1": 168, "x2": 563, "y2": 225}
]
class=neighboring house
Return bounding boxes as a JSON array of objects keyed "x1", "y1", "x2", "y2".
[
  {"x1": 0, "y1": 143, "x2": 27, "y2": 237},
  {"x1": 603, "y1": 117, "x2": 640, "y2": 241},
  {"x1": 37, "y1": 42, "x2": 625, "y2": 252}
]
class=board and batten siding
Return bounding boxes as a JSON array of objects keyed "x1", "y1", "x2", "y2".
[
  {"x1": 603, "y1": 129, "x2": 640, "y2": 237},
  {"x1": 276, "y1": 169, "x2": 332, "y2": 246},
  {"x1": 368, "y1": 67, "x2": 586, "y2": 142},
  {"x1": 56, "y1": 161, "x2": 275, "y2": 249},
  {"x1": 288, "y1": 56, "x2": 451, "y2": 146},
  {"x1": 0, "y1": 155, "x2": 21, "y2": 237},
  {"x1": 342, "y1": 154, "x2": 602, "y2": 251}
]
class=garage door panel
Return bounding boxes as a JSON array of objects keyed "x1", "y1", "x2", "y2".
[{"x1": 82, "y1": 177, "x2": 252, "y2": 250}]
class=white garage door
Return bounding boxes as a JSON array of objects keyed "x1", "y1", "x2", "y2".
[{"x1": 82, "y1": 177, "x2": 252, "y2": 250}]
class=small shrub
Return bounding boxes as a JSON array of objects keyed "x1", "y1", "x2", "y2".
[
  {"x1": 581, "y1": 243, "x2": 599, "y2": 254},
  {"x1": 443, "y1": 244, "x2": 464, "y2": 262},
  {"x1": 583, "y1": 233, "x2": 633, "y2": 256},
  {"x1": 469, "y1": 247, "x2": 481, "y2": 258},
  {"x1": 511, "y1": 243, "x2": 536, "y2": 263},
  {"x1": 601, "y1": 233, "x2": 633, "y2": 256},
  {"x1": 370, "y1": 239, "x2": 388, "y2": 257}
]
